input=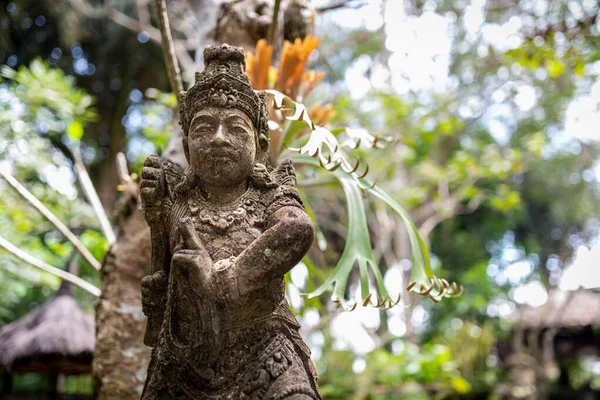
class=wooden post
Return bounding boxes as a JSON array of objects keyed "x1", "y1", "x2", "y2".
[
  {"x1": 1, "y1": 372, "x2": 13, "y2": 395},
  {"x1": 47, "y1": 369, "x2": 58, "y2": 400}
]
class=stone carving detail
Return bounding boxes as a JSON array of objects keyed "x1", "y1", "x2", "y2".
[{"x1": 139, "y1": 44, "x2": 321, "y2": 399}]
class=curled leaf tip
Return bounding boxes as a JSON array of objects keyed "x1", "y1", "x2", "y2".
[
  {"x1": 357, "y1": 164, "x2": 370, "y2": 179},
  {"x1": 327, "y1": 161, "x2": 342, "y2": 172},
  {"x1": 408, "y1": 277, "x2": 464, "y2": 302},
  {"x1": 362, "y1": 293, "x2": 373, "y2": 307},
  {"x1": 391, "y1": 293, "x2": 402, "y2": 307},
  {"x1": 360, "y1": 180, "x2": 376, "y2": 190},
  {"x1": 349, "y1": 157, "x2": 361, "y2": 173},
  {"x1": 417, "y1": 280, "x2": 436, "y2": 296}
]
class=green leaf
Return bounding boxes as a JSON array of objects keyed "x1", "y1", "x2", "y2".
[
  {"x1": 293, "y1": 155, "x2": 390, "y2": 308},
  {"x1": 574, "y1": 61, "x2": 585, "y2": 76},
  {"x1": 451, "y1": 376, "x2": 471, "y2": 394},
  {"x1": 547, "y1": 59, "x2": 565, "y2": 78},
  {"x1": 67, "y1": 120, "x2": 84, "y2": 140}
]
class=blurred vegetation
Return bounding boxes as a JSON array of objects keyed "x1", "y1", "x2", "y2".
[{"x1": 1, "y1": 0, "x2": 600, "y2": 398}]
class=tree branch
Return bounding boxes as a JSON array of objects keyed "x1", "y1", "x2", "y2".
[
  {"x1": 136, "y1": 0, "x2": 151, "y2": 26},
  {"x1": 418, "y1": 214, "x2": 445, "y2": 241},
  {"x1": 268, "y1": 0, "x2": 282, "y2": 46},
  {"x1": 155, "y1": 0, "x2": 184, "y2": 102},
  {"x1": 73, "y1": 147, "x2": 116, "y2": 245},
  {"x1": 0, "y1": 235, "x2": 101, "y2": 296},
  {"x1": 66, "y1": 0, "x2": 194, "y2": 81},
  {"x1": 316, "y1": 0, "x2": 367, "y2": 13},
  {"x1": 412, "y1": 177, "x2": 478, "y2": 224},
  {"x1": 0, "y1": 169, "x2": 102, "y2": 270},
  {"x1": 116, "y1": 152, "x2": 130, "y2": 182}
]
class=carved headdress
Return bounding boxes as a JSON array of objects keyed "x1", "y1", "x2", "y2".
[{"x1": 179, "y1": 44, "x2": 270, "y2": 160}]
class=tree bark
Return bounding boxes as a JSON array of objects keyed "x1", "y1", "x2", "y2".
[{"x1": 93, "y1": 184, "x2": 152, "y2": 400}]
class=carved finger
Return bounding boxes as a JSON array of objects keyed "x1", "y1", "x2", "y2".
[
  {"x1": 171, "y1": 253, "x2": 206, "y2": 293},
  {"x1": 141, "y1": 167, "x2": 162, "y2": 180},
  {"x1": 141, "y1": 275, "x2": 153, "y2": 287},
  {"x1": 139, "y1": 178, "x2": 158, "y2": 189},
  {"x1": 144, "y1": 154, "x2": 161, "y2": 168},
  {"x1": 152, "y1": 270, "x2": 165, "y2": 283},
  {"x1": 140, "y1": 187, "x2": 158, "y2": 201},
  {"x1": 180, "y1": 218, "x2": 203, "y2": 251}
]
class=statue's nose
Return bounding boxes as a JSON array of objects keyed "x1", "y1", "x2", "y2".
[{"x1": 212, "y1": 124, "x2": 227, "y2": 145}]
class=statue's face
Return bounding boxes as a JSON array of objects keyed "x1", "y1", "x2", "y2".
[{"x1": 188, "y1": 107, "x2": 256, "y2": 186}]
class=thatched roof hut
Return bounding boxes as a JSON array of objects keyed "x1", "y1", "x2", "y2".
[
  {"x1": 0, "y1": 282, "x2": 95, "y2": 376},
  {"x1": 509, "y1": 289, "x2": 600, "y2": 329},
  {"x1": 496, "y1": 289, "x2": 600, "y2": 399}
]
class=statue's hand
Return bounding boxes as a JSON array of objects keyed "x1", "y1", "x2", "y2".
[
  {"x1": 141, "y1": 270, "x2": 167, "y2": 317},
  {"x1": 140, "y1": 154, "x2": 165, "y2": 225},
  {"x1": 171, "y1": 218, "x2": 214, "y2": 295}
]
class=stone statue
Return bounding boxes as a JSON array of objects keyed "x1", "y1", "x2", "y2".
[{"x1": 139, "y1": 44, "x2": 321, "y2": 399}]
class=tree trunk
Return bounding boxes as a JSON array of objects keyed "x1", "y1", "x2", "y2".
[{"x1": 93, "y1": 183, "x2": 152, "y2": 399}]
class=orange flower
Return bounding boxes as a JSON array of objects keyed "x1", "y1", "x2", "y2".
[
  {"x1": 246, "y1": 39, "x2": 273, "y2": 90},
  {"x1": 247, "y1": 35, "x2": 334, "y2": 130},
  {"x1": 309, "y1": 103, "x2": 336, "y2": 127}
]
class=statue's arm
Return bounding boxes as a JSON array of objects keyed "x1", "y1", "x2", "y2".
[
  {"x1": 140, "y1": 155, "x2": 178, "y2": 345},
  {"x1": 221, "y1": 205, "x2": 314, "y2": 298},
  {"x1": 140, "y1": 155, "x2": 182, "y2": 279}
]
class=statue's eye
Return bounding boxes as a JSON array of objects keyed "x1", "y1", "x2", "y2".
[
  {"x1": 191, "y1": 123, "x2": 213, "y2": 136},
  {"x1": 230, "y1": 124, "x2": 249, "y2": 134}
]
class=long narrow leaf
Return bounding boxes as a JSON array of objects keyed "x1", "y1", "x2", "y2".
[
  {"x1": 268, "y1": 90, "x2": 462, "y2": 307},
  {"x1": 292, "y1": 155, "x2": 393, "y2": 309}
]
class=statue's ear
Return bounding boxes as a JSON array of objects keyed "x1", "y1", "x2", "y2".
[
  {"x1": 256, "y1": 91, "x2": 270, "y2": 152},
  {"x1": 182, "y1": 136, "x2": 190, "y2": 161},
  {"x1": 259, "y1": 134, "x2": 269, "y2": 152},
  {"x1": 253, "y1": 131, "x2": 269, "y2": 164}
]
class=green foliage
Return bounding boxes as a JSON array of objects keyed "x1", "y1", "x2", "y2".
[
  {"x1": 318, "y1": 342, "x2": 470, "y2": 399},
  {"x1": 124, "y1": 88, "x2": 178, "y2": 171},
  {"x1": 0, "y1": 59, "x2": 103, "y2": 322},
  {"x1": 567, "y1": 358, "x2": 600, "y2": 391},
  {"x1": 442, "y1": 321, "x2": 497, "y2": 381},
  {"x1": 1, "y1": 58, "x2": 96, "y2": 132}
]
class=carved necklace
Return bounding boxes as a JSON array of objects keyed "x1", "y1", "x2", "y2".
[{"x1": 187, "y1": 185, "x2": 261, "y2": 232}]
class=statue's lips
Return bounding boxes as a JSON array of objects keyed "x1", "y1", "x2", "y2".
[{"x1": 203, "y1": 149, "x2": 239, "y2": 160}]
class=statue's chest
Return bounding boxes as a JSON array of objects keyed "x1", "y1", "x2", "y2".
[{"x1": 180, "y1": 188, "x2": 269, "y2": 260}]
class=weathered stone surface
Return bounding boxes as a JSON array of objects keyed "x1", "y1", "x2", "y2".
[{"x1": 139, "y1": 44, "x2": 320, "y2": 399}]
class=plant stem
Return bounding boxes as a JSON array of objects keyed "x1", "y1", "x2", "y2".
[
  {"x1": 0, "y1": 235, "x2": 101, "y2": 296},
  {"x1": 0, "y1": 169, "x2": 102, "y2": 270}
]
